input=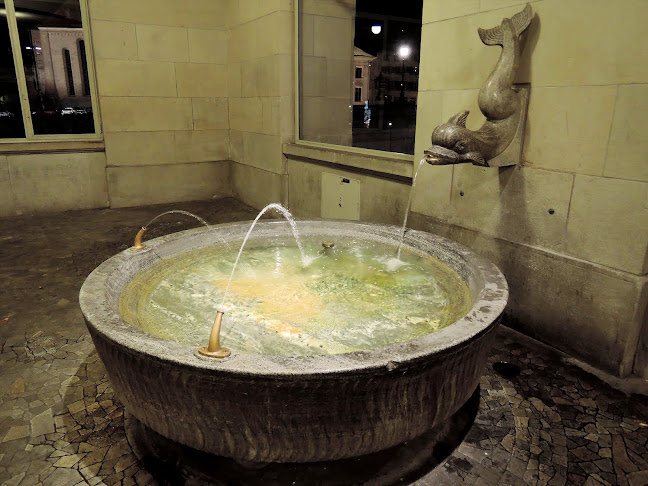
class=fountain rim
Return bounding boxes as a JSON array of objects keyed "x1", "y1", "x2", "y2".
[{"x1": 79, "y1": 219, "x2": 508, "y2": 378}]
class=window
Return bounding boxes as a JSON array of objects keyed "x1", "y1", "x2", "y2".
[
  {"x1": 63, "y1": 49, "x2": 75, "y2": 96},
  {"x1": 0, "y1": 0, "x2": 98, "y2": 139},
  {"x1": 78, "y1": 39, "x2": 90, "y2": 96},
  {"x1": 299, "y1": 0, "x2": 423, "y2": 155}
]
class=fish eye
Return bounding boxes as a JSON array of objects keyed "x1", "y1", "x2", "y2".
[{"x1": 454, "y1": 141, "x2": 466, "y2": 151}]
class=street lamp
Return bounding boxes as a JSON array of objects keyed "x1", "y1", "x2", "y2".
[{"x1": 398, "y1": 45, "x2": 411, "y2": 102}]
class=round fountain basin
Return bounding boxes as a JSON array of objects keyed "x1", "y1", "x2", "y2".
[{"x1": 79, "y1": 220, "x2": 508, "y2": 463}]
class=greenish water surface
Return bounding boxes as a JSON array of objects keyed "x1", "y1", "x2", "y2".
[{"x1": 119, "y1": 237, "x2": 472, "y2": 356}]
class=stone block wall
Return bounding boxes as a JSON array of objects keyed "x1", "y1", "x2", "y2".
[
  {"x1": 89, "y1": 0, "x2": 232, "y2": 207},
  {"x1": 410, "y1": 0, "x2": 648, "y2": 377},
  {"x1": 0, "y1": 152, "x2": 108, "y2": 216},
  {"x1": 227, "y1": 0, "x2": 294, "y2": 209}
]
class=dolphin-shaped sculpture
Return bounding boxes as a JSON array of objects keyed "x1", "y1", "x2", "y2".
[{"x1": 425, "y1": 4, "x2": 534, "y2": 167}]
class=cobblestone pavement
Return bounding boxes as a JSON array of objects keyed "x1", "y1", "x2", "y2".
[{"x1": 1, "y1": 199, "x2": 647, "y2": 486}]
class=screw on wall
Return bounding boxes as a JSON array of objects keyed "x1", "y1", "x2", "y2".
[
  {"x1": 548, "y1": 208, "x2": 555, "y2": 215},
  {"x1": 460, "y1": 191, "x2": 465, "y2": 197}
]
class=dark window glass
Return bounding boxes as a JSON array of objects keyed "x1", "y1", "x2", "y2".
[
  {"x1": 15, "y1": 0, "x2": 94, "y2": 134},
  {"x1": 355, "y1": 67, "x2": 362, "y2": 79},
  {"x1": 354, "y1": 87, "x2": 362, "y2": 102},
  {"x1": 63, "y1": 48, "x2": 74, "y2": 95},
  {"x1": 78, "y1": 39, "x2": 89, "y2": 95},
  {"x1": 0, "y1": 3, "x2": 26, "y2": 138}
]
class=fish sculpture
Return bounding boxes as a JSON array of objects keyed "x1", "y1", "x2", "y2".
[{"x1": 425, "y1": 3, "x2": 534, "y2": 167}]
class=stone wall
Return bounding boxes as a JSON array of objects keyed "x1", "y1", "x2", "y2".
[
  {"x1": 90, "y1": 0, "x2": 232, "y2": 207},
  {"x1": 0, "y1": 152, "x2": 108, "y2": 216},
  {"x1": 409, "y1": 0, "x2": 648, "y2": 377},
  {"x1": 227, "y1": 0, "x2": 294, "y2": 209},
  {"x1": 0, "y1": 0, "x2": 233, "y2": 216}
]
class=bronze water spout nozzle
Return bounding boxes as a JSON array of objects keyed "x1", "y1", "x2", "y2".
[
  {"x1": 322, "y1": 241, "x2": 335, "y2": 256},
  {"x1": 130, "y1": 227, "x2": 147, "y2": 251},
  {"x1": 198, "y1": 311, "x2": 231, "y2": 358}
]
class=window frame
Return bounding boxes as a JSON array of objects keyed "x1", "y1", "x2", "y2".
[
  {"x1": 2, "y1": 0, "x2": 102, "y2": 143},
  {"x1": 354, "y1": 86, "x2": 362, "y2": 102},
  {"x1": 293, "y1": 0, "x2": 413, "y2": 163}
]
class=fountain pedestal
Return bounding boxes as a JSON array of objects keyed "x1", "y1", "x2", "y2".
[{"x1": 125, "y1": 388, "x2": 480, "y2": 485}]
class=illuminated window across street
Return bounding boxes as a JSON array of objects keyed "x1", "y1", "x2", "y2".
[{"x1": 0, "y1": 0, "x2": 98, "y2": 139}]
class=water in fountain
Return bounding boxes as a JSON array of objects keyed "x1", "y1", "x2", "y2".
[
  {"x1": 144, "y1": 210, "x2": 211, "y2": 229},
  {"x1": 395, "y1": 157, "x2": 428, "y2": 261},
  {"x1": 120, "y1": 234, "x2": 472, "y2": 356},
  {"x1": 219, "y1": 203, "x2": 313, "y2": 313}
]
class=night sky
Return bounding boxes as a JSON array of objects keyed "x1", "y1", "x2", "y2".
[{"x1": 354, "y1": 0, "x2": 423, "y2": 61}]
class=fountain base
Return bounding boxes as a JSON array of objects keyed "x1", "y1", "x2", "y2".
[{"x1": 124, "y1": 387, "x2": 480, "y2": 486}]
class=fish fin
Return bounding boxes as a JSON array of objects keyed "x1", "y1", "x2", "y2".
[
  {"x1": 478, "y1": 25, "x2": 503, "y2": 46},
  {"x1": 467, "y1": 152, "x2": 487, "y2": 167},
  {"x1": 511, "y1": 3, "x2": 534, "y2": 36},
  {"x1": 448, "y1": 110, "x2": 469, "y2": 127},
  {"x1": 478, "y1": 3, "x2": 533, "y2": 46}
]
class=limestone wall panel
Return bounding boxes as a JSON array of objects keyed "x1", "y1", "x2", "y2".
[
  {"x1": 90, "y1": 20, "x2": 137, "y2": 60},
  {"x1": 105, "y1": 132, "x2": 175, "y2": 166},
  {"x1": 135, "y1": 25, "x2": 189, "y2": 62},
  {"x1": 107, "y1": 162, "x2": 230, "y2": 208},
  {"x1": 174, "y1": 130, "x2": 230, "y2": 163},
  {"x1": 523, "y1": 86, "x2": 617, "y2": 175},
  {"x1": 192, "y1": 98, "x2": 229, "y2": 131},
  {"x1": 175, "y1": 63, "x2": 228, "y2": 98},
  {"x1": 450, "y1": 165, "x2": 573, "y2": 250},
  {"x1": 101, "y1": 97, "x2": 193, "y2": 132},
  {"x1": 88, "y1": 0, "x2": 229, "y2": 29},
  {"x1": 566, "y1": 175, "x2": 648, "y2": 275},
  {"x1": 229, "y1": 98, "x2": 264, "y2": 133},
  {"x1": 232, "y1": 163, "x2": 287, "y2": 209},
  {"x1": 604, "y1": 84, "x2": 648, "y2": 183},
  {"x1": 8, "y1": 153, "x2": 108, "y2": 214},
  {"x1": 95, "y1": 60, "x2": 177, "y2": 98},
  {"x1": 0, "y1": 156, "x2": 16, "y2": 217},
  {"x1": 188, "y1": 29, "x2": 228, "y2": 64}
]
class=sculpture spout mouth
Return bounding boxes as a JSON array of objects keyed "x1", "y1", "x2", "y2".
[
  {"x1": 424, "y1": 145, "x2": 460, "y2": 165},
  {"x1": 424, "y1": 145, "x2": 487, "y2": 167}
]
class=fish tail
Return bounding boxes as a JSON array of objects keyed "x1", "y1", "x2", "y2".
[{"x1": 478, "y1": 3, "x2": 533, "y2": 46}]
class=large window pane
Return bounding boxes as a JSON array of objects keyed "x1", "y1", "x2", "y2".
[
  {"x1": 0, "y1": 2, "x2": 25, "y2": 138},
  {"x1": 15, "y1": 0, "x2": 94, "y2": 134},
  {"x1": 299, "y1": 0, "x2": 422, "y2": 154}
]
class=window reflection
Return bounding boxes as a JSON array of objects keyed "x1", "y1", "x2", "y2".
[
  {"x1": 300, "y1": 0, "x2": 422, "y2": 155},
  {"x1": 0, "y1": 2, "x2": 26, "y2": 138},
  {"x1": 15, "y1": 0, "x2": 94, "y2": 134}
]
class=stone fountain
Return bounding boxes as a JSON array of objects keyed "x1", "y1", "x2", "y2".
[{"x1": 79, "y1": 220, "x2": 507, "y2": 467}]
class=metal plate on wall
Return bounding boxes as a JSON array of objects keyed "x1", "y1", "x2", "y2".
[{"x1": 321, "y1": 172, "x2": 360, "y2": 220}]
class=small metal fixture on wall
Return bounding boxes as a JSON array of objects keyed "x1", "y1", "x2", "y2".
[{"x1": 425, "y1": 4, "x2": 535, "y2": 168}]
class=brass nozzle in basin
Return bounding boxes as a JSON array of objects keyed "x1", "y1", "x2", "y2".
[
  {"x1": 322, "y1": 241, "x2": 335, "y2": 255},
  {"x1": 198, "y1": 311, "x2": 231, "y2": 358},
  {"x1": 130, "y1": 227, "x2": 147, "y2": 251}
]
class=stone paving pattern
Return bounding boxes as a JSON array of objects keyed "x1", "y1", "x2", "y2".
[{"x1": 0, "y1": 198, "x2": 647, "y2": 486}]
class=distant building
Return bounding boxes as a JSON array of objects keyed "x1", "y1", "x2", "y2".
[
  {"x1": 353, "y1": 47, "x2": 375, "y2": 105},
  {"x1": 369, "y1": 54, "x2": 419, "y2": 106},
  {"x1": 28, "y1": 27, "x2": 92, "y2": 111}
]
